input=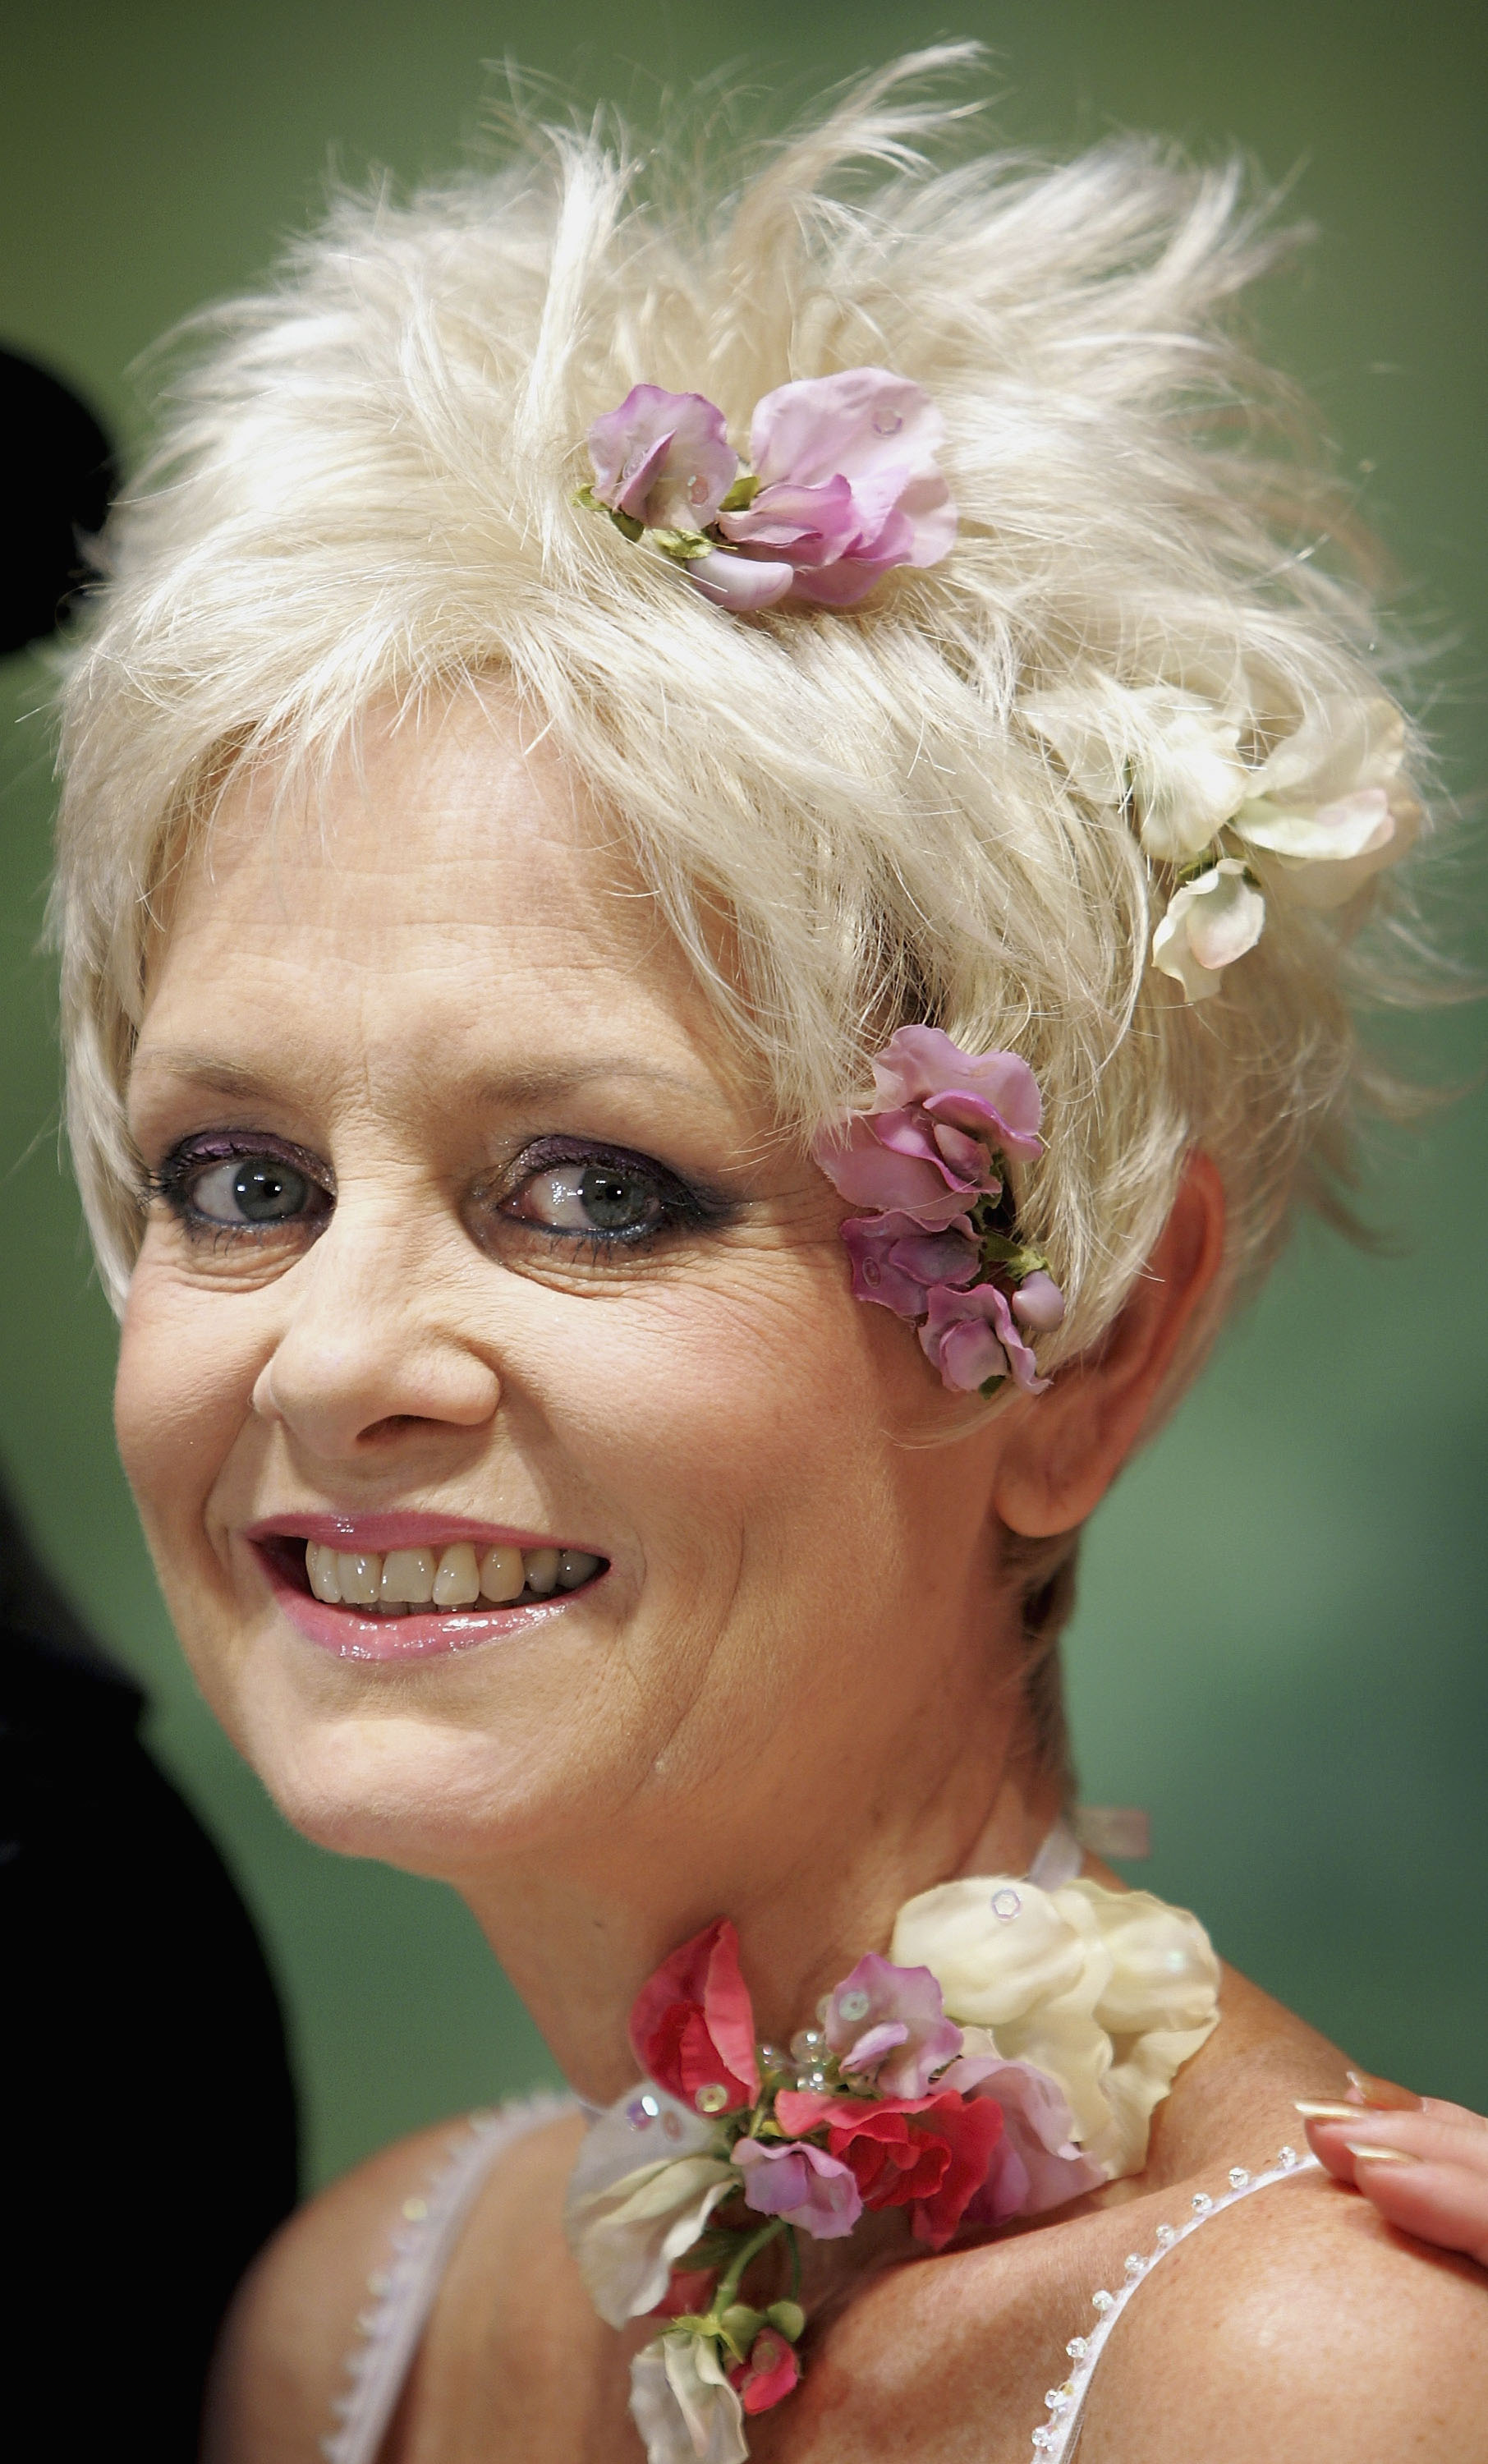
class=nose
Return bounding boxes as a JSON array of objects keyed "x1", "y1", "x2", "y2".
[{"x1": 251, "y1": 1198, "x2": 500, "y2": 1461}]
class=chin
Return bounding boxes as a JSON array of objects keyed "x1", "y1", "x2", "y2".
[{"x1": 214, "y1": 1634, "x2": 636, "y2": 1879}]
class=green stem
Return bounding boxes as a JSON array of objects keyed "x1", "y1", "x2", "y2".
[{"x1": 715, "y1": 2216, "x2": 785, "y2": 2311}]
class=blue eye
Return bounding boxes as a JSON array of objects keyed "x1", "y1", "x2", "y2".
[
  {"x1": 155, "y1": 1140, "x2": 331, "y2": 1234},
  {"x1": 195, "y1": 1156, "x2": 312, "y2": 1224},
  {"x1": 512, "y1": 1160, "x2": 665, "y2": 1238}
]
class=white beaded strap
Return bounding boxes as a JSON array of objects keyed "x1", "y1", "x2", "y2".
[
  {"x1": 1029, "y1": 2145, "x2": 1322, "y2": 2459},
  {"x1": 322, "y1": 2090, "x2": 576, "y2": 2464}
]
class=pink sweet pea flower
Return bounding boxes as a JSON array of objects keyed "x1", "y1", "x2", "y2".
[
  {"x1": 811, "y1": 1112, "x2": 999, "y2": 1228},
  {"x1": 821, "y1": 1953, "x2": 964, "y2": 2098},
  {"x1": 920, "y1": 1280, "x2": 1049, "y2": 1395},
  {"x1": 629, "y1": 1919, "x2": 760, "y2": 2115},
  {"x1": 936, "y1": 2054, "x2": 1105, "y2": 2226},
  {"x1": 718, "y1": 368, "x2": 957, "y2": 605},
  {"x1": 588, "y1": 386, "x2": 738, "y2": 531},
  {"x1": 811, "y1": 1027, "x2": 1045, "y2": 1228},
  {"x1": 838, "y1": 1211, "x2": 981, "y2": 1317},
  {"x1": 868, "y1": 1027, "x2": 1045, "y2": 1161},
  {"x1": 733, "y1": 2137, "x2": 863, "y2": 2239},
  {"x1": 728, "y1": 2326, "x2": 801, "y2": 2416}
]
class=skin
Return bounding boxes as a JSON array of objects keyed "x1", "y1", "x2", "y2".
[{"x1": 114, "y1": 688, "x2": 1486, "y2": 2461}]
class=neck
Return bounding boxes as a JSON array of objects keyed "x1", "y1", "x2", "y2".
[{"x1": 455, "y1": 1741, "x2": 1061, "y2": 2107}]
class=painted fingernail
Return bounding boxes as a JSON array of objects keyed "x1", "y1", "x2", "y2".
[
  {"x1": 1294, "y1": 2100, "x2": 1362, "y2": 2122},
  {"x1": 1343, "y1": 2142, "x2": 1418, "y2": 2167},
  {"x1": 1344, "y1": 2068, "x2": 1424, "y2": 2112}
]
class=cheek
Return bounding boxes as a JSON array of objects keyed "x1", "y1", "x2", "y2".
[
  {"x1": 114, "y1": 1244, "x2": 259, "y2": 1546},
  {"x1": 542, "y1": 1257, "x2": 946, "y2": 1613}
]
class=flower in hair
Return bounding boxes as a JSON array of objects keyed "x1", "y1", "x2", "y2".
[
  {"x1": 1226, "y1": 696, "x2": 1419, "y2": 908},
  {"x1": 1022, "y1": 669, "x2": 1418, "y2": 1001},
  {"x1": 812, "y1": 1026, "x2": 1063, "y2": 1396},
  {"x1": 579, "y1": 368, "x2": 956, "y2": 610},
  {"x1": 586, "y1": 387, "x2": 739, "y2": 532},
  {"x1": 567, "y1": 1873, "x2": 1214, "y2": 2464},
  {"x1": 1150, "y1": 857, "x2": 1266, "y2": 1003}
]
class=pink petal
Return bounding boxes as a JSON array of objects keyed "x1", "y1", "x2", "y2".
[
  {"x1": 869, "y1": 1031, "x2": 1044, "y2": 1152},
  {"x1": 932, "y1": 1313, "x2": 1008, "y2": 1391},
  {"x1": 811, "y1": 1120, "x2": 977, "y2": 1225},
  {"x1": 587, "y1": 384, "x2": 737, "y2": 529},
  {"x1": 786, "y1": 556, "x2": 897, "y2": 607},
  {"x1": 840, "y1": 2020, "x2": 910, "y2": 2073},
  {"x1": 919, "y1": 1281, "x2": 1050, "y2": 1395},
  {"x1": 682, "y1": 548, "x2": 796, "y2": 611},
  {"x1": 749, "y1": 369, "x2": 945, "y2": 492},
  {"x1": 716, "y1": 475, "x2": 859, "y2": 557},
  {"x1": 1011, "y1": 1271, "x2": 1065, "y2": 1333}
]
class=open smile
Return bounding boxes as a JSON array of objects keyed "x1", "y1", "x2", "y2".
[{"x1": 247, "y1": 1514, "x2": 609, "y2": 1662}]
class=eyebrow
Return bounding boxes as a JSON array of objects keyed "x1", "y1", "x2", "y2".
[{"x1": 129, "y1": 1047, "x2": 733, "y2": 1113}]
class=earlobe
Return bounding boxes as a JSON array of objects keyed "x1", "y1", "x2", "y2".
[{"x1": 993, "y1": 1152, "x2": 1227, "y2": 1540}]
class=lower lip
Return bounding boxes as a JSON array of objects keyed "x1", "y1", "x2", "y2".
[{"x1": 256, "y1": 1547, "x2": 591, "y2": 1663}]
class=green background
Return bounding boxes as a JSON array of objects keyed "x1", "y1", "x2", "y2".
[{"x1": 2, "y1": 0, "x2": 1483, "y2": 2190}]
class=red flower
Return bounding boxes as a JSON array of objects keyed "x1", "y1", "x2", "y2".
[
  {"x1": 629, "y1": 1919, "x2": 760, "y2": 2114},
  {"x1": 728, "y1": 2327, "x2": 801, "y2": 2416},
  {"x1": 775, "y1": 2089, "x2": 1003, "y2": 2252}
]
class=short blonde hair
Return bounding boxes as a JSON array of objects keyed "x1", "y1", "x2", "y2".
[{"x1": 53, "y1": 51, "x2": 1434, "y2": 1372}]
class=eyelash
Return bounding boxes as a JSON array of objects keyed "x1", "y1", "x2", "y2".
[
  {"x1": 488, "y1": 1137, "x2": 732, "y2": 1262},
  {"x1": 147, "y1": 1135, "x2": 333, "y2": 1243},
  {"x1": 147, "y1": 1133, "x2": 731, "y2": 1259}
]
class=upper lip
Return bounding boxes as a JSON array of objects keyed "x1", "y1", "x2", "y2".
[{"x1": 244, "y1": 1510, "x2": 586, "y2": 1553}]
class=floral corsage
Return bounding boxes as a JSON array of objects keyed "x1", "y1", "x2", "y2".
[
  {"x1": 564, "y1": 1869, "x2": 1219, "y2": 2464},
  {"x1": 811, "y1": 1024, "x2": 1065, "y2": 1395}
]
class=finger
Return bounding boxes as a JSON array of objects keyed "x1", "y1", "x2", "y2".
[
  {"x1": 1304, "y1": 2113, "x2": 1488, "y2": 2176},
  {"x1": 1343, "y1": 2067, "x2": 1423, "y2": 2111},
  {"x1": 1346, "y1": 2154, "x2": 1488, "y2": 2270},
  {"x1": 1420, "y1": 2095, "x2": 1488, "y2": 2131}
]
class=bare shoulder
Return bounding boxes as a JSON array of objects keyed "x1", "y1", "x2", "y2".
[
  {"x1": 203, "y1": 2104, "x2": 585, "y2": 2464},
  {"x1": 1079, "y1": 2164, "x2": 1488, "y2": 2464}
]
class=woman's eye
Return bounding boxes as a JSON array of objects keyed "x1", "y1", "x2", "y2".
[
  {"x1": 185, "y1": 1154, "x2": 322, "y2": 1227},
  {"x1": 512, "y1": 1160, "x2": 665, "y2": 1239}
]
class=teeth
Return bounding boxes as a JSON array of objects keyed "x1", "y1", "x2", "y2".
[
  {"x1": 338, "y1": 1551, "x2": 380, "y2": 1606},
  {"x1": 479, "y1": 1545, "x2": 524, "y2": 1603},
  {"x1": 300, "y1": 1536, "x2": 601, "y2": 1612},
  {"x1": 381, "y1": 1547, "x2": 435, "y2": 1604},
  {"x1": 306, "y1": 1541, "x2": 342, "y2": 1602},
  {"x1": 432, "y1": 1542, "x2": 481, "y2": 1607},
  {"x1": 523, "y1": 1547, "x2": 560, "y2": 1596}
]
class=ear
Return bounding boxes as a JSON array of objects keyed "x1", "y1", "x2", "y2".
[{"x1": 993, "y1": 1152, "x2": 1226, "y2": 1541}]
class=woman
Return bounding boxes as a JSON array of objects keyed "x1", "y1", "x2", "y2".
[{"x1": 51, "y1": 58, "x2": 1486, "y2": 2462}]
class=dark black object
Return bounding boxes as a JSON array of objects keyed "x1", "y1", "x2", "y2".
[
  {"x1": 0, "y1": 1483, "x2": 299, "y2": 2457},
  {"x1": 1, "y1": 347, "x2": 116, "y2": 654}
]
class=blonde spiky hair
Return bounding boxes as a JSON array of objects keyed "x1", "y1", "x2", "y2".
[{"x1": 53, "y1": 45, "x2": 1432, "y2": 1395}]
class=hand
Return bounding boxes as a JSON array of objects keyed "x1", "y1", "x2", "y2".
[{"x1": 1297, "y1": 2068, "x2": 1488, "y2": 2268}]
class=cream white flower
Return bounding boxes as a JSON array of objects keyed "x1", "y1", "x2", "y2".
[
  {"x1": 564, "y1": 2089, "x2": 734, "y2": 2328},
  {"x1": 630, "y1": 2334, "x2": 749, "y2": 2464},
  {"x1": 889, "y1": 1871, "x2": 1219, "y2": 2179},
  {"x1": 1023, "y1": 673, "x2": 1249, "y2": 863},
  {"x1": 1151, "y1": 858, "x2": 1265, "y2": 1001},
  {"x1": 1230, "y1": 696, "x2": 1419, "y2": 908}
]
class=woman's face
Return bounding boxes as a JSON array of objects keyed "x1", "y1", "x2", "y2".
[{"x1": 118, "y1": 693, "x2": 1022, "y2": 1905}]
